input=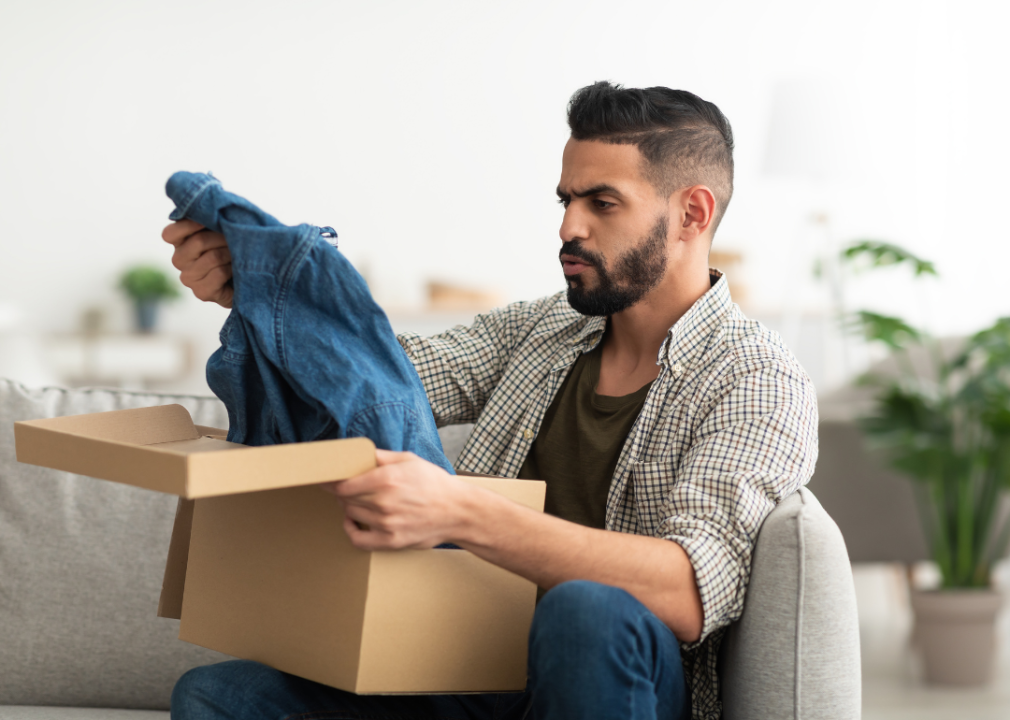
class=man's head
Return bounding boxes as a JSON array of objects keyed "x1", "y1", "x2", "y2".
[{"x1": 557, "y1": 81, "x2": 734, "y2": 317}]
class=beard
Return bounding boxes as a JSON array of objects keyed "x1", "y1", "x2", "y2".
[{"x1": 564, "y1": 214, "x2": 669, "y2": 317}]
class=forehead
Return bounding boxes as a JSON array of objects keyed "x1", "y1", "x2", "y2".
[{"x1": 559, "y1": 138, "x2": 649, "y2": 192}]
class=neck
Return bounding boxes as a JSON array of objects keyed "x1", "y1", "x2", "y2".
[{"x1": 603, "y1": 263, "x2": 712, "y2": 364}]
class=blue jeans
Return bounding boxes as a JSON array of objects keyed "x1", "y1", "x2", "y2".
[
  {"x1": 170, "y1": 581, "x2": 690, "y2": 720},
  {"x1": 164, "y1": 171, "x2": 452, "y2": 473}
]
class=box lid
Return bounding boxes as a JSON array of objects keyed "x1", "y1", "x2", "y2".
[{"x1": 14, "y1": 404, "x2": 377, "y2": 498}]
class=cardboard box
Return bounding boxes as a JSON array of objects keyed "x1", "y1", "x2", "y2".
[{"x1": 15, "y1": 404, "x2": 546, "y2": 694}]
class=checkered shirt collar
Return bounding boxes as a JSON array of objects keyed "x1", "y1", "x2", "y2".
[{"x1": 658, "y1": 269, "x2": 729, "y2": 370}]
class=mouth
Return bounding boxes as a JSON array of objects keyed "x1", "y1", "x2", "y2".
[{"x1": 560, "y1": 254, "x2": 593, "y2": 276}]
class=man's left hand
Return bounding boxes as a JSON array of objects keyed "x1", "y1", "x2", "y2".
[{"x1": 323, "y1": 449, "x2": 470, "y2": 551}]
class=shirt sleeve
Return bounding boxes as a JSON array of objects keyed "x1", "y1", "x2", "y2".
[
  {"x1": 655, "y1": 353, "x2": 819, "y2": 644},
  {"x1": 397, "y1": 296, "x2": 556, "y2": 427}
]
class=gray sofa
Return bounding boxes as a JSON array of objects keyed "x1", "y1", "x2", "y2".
[{"x1": 0, "y1": 379, "x2": 861, "y2": 719}]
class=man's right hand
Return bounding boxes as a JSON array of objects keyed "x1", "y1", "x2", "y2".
[{"x1": 162, "y1": 220, "x2": 234, "y2": 308}]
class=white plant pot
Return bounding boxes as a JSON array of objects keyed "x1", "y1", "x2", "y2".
[{"x1": 910, "y1": 589, "x2": 1003, "y2": 686}]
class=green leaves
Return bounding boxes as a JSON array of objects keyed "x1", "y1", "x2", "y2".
[
  {"x1": 846, "y1": 310, "x2": 922, "y2": 350},
  {"x1": 118, "y1": 265, "x2": 181, "y2": 302},
  {"x1": 860, "y1": 378, "x2": 1005, "y2": 588},
  {"x1": 847, "y1": 242, "x2": 1010, "y2": 587},
  {"x1": 958, "y1": 317, "x2": 1010, "y2": 373},
  {"x1": 841, "y1": 239, "x2": 938, "y2": 277}
]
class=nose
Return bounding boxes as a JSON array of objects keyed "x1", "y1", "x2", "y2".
[{"x1": 559, "y1": 203, "x2": 588, "y2": 246}]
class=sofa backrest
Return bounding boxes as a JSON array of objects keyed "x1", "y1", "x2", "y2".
[
  {"x1": 720, "y1": 487, "x2": 862, "y2": 720},
  {"x1": 0, "y1": 380, "x2": 231, "y2": 710}
]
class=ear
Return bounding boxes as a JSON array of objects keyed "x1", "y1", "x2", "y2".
[{"x1": 674, "y1": 185, "x2": 716, "y2": 240}]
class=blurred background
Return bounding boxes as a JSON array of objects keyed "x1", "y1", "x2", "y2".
[{"x1": 1, "y1": 0, "x2": 1009, "y2": 717}]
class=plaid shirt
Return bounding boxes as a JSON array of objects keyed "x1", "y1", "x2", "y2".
[{"x1": 398, "y1": 272, "x2": 819, "y2": 720}]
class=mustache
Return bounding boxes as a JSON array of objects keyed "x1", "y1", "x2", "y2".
[{"x1": 559, "y1": 241, "x2": 603, "y2": 266}]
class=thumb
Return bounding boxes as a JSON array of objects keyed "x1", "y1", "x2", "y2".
[{"x1": 375, "y1": 448, "x2": 415, "y2": 466}]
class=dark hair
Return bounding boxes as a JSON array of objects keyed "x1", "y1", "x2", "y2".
[{"x1": 567, "y1": 81, "x2": 735, "y2": 235}]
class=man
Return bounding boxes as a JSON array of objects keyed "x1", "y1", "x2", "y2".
[{"x1": 164, "y1": 82, "x2": 818, "y2": 720}]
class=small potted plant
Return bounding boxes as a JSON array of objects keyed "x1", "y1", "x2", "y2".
[
  {"x1": 118, "y1": 265, "x2": 181, "y2": 333},
  {"x1": 842, "y1": 241, "x2": 1009, "y2": 686}
]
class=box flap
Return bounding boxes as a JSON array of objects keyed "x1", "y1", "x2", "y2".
[
  {"x1": 457, "y1": 474, "x2": 546, "y2": 512},
  {"x1": 158, "y1": 498, "x2": 195, "y2": 620},
  {"x1": 15, "y1": 407, "x2": 379, "y2": 499},
  {"x1": 14, "y1": 420, "x2": 191, "y2": 495},
  {"x1": 184, "y1": 437, "x2": 377, "y2": 497},
  {"x1": 16, "y1": 404, "x2": 200, "y2": 445},
  {"x1": 195, "y1": 425, "x2": 229, "y2": 440}
]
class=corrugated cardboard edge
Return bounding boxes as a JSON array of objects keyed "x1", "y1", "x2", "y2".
[{"x1": 158, "y1": 498, "x2": 195, "y2": 619}]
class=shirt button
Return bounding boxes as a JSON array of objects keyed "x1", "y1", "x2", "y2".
[
  {"x1": 522, "y1": 429, "x2": 534, "y2": 440},
  {"x1": 672, "y1": 362, "x2": 685, "y2": 376}
]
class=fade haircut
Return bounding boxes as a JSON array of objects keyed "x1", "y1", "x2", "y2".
[{"x1": 567, "y1": 81, "x2": 735, "y2": 236}]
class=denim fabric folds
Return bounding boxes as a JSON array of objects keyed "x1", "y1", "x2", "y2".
[{"x1": 165, "y1": 171, "x2": 452, "y2": 473}]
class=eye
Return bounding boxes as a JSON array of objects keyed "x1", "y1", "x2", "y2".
[
  {"x1": 557, "y1": 197, "x2": 570, "y2": 208},
  {"x1": 593, "y1": 199, "x2": 614, "y2": 210}
]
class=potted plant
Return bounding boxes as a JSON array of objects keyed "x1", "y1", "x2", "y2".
[
  {"x1": 118, "y1": 265, "x2": 181, "y2": 333},
  {"x1": 841, "y1": 240, "x2": 1009, "y2": 686}
]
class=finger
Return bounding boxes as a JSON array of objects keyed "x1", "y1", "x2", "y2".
[
  {"x1": 332, "y1": 487, "x2": 385, "y2": 515},
  {"x1": 343, "y1": 513, "x2": 367, "y2": 543},
  {"x1": 162, "y1": 220, "x2": 205, "y2": 246},
  {"x1": 172, "y1": 230, "x2": 229, "y2": 270},
  {"x1": 188, "y1": 264, "x2": 234, "y2": 303},
  {"x1": 343, "y1": 514, "x2": 384, "y2": 550},
  {"x1": 331, "y1": 466, "x2": 388, "y2": 498},
  {"x1": 343, "y1": 502, "x2": 384, "y2": 528},
  {"x1": 180, "y1": 245, "x2": 232, "y2": 286},
  {"x1": 217, "y1": 283, "x2": 234, "y2": 309}
]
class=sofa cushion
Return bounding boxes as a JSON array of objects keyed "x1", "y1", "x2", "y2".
[
  {"x1": 0, "y1": 380, "x2": 231, "y2": 710},
  {"x1": 719, "y1": 487, "x2": 862, "y2": 720}
]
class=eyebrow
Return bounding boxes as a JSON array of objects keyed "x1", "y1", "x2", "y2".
[{"x1": 556, "y1": 183, "x2": 623, "y2": 200}]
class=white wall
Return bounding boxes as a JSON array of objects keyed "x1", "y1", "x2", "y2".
[{"x1": 1, "y1": 0, "x2": 1007, "y2": 390}]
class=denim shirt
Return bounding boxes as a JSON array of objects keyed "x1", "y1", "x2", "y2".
[{"x1": 165, "y1": 171, "x2": 452, "y2": 473}]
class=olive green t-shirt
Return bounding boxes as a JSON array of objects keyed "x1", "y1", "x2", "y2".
[{"x1": 517, "y1": 343, "x2": 652, "y2": 529}]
